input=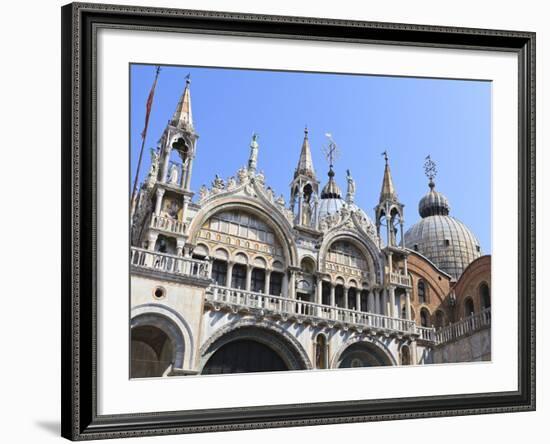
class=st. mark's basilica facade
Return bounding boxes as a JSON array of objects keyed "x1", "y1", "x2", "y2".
[{"x1": 130, "y1": 77, "x2": 492, "y2": 378}]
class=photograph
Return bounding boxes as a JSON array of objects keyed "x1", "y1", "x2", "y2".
[{"x1": 129, "y1": 64, "x2": 492, "y2": 378}]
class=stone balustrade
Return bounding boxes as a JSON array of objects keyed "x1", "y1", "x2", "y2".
[
  {"x1": 206, "y1": 285, "x2": 417, "y2": 335},
  {"x1": 386, "y1": 272, "x2": 412, "y2": 287},
  {"x1": 434, "y1": 307, "x2": 491, "y2": 344},
  {"x1": 150, "y1": 214, "x2": 186, "y2": 234},
  {"x1": 130, "y1": 247, "x2": 210, "y2": 279}
]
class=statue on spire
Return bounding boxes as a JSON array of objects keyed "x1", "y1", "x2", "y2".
[
  {"x1": 346, "y1": 169, "x2": 356, "y2": 204},
  {"x1": 248, "y1": 133, "x2": 259, "y2": 173}
]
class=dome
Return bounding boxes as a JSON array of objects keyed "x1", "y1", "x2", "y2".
[
  {"x1": 419, "y1": 183, "x2": 450, "y2": 217},
  {"x1": 405, "y1": 181, "x2": 481, "y2": 280},
  {"x1": 318, "y1": 197, "x2": 345, "y2": 219}
]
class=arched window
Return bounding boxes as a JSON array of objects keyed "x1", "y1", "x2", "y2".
[
  {"x1": 335, "y1": 285, "x2": 345, "y2": 308},
  {"x1": 269, "y1": 272, "x2": 283, "y2": 296},
  {"x1": 464, "y1": 297, "x2": 475, "y2": 318},
  {"x1": 211, "y1": 259, "x2": 227, "y2": 286},
  {"x1": 231, "y1": 264, "x2": 247, "y2": 290},
  {"x1": 251, "y1": 268, "x2": 265, "y2": 293},
  {"x1": 480, "y1": 283, "x2": 491, "y2": 310},
  {"x1": 420, "y1": 308, "x2": 430, "y2": 327},
  {"x1": 315, "y1": 334, "x2": 328, "y2": 369},
  {"x1": 347, "y1": 287, "x2": 357, "y2": 310},
  {"x1": 418, "y1": 280, "x2": 427, "y2": 304}
]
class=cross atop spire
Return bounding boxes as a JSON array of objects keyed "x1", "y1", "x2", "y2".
[
  {"x1": 294, "y1": 126, "x2": 316, "y2": 179},
  {"x1": 171, "y1": 74, "x2": 193, "y2": 130},
  {"x1": 379, "y1": 150, "x2": 397, "y2": 203},
  {"x1": 424, "y1": 155, "x2": 437, "y2": 189}
]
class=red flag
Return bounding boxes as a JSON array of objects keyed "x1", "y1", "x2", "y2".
[{"x1": 141, "y1": 66, "x2": 160, "y2": 139}]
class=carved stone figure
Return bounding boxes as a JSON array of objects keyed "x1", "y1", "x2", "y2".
[
  {"x1": 212, "y1": 174, "x2": 225, "y2": 192},
  {"x1": 199, "y1": 184, "x2": 208, "y2": 201},
  {"x1": 227, "y1": 176, "x2": 237, "y2": 190},
  {"x1": 169, "y1": 164, "x2": 179, "y2": 185},
  {"x1": 237, "y1": 166, "x2": 249, "y2": 184}
]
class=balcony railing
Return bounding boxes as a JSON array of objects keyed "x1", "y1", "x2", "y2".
[
  {"x1": 150, "y1": 214, "x2": 186, "y2": 234},
  {"x1": 386, "y1": 272, "x2": 412, "y2": 287},
  {"x1": 206, "y1": 285, "x2": 417, "y2": 335},
  {"x1": 130, "y1": 247, "x2": 210, "y2": 279},
  {"x1": 434, "y1": 308, "x2": 491, "y2": 344}
]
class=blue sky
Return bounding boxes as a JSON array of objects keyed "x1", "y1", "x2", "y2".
[{"x1": 130, "y1": 64, "x2": 492, "y2": 253}]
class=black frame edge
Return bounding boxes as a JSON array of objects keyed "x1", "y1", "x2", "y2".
[{"x1": 61, "y1": 2, "x2": 536, "y2": 440}]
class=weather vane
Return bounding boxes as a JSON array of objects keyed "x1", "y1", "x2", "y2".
[
  {"x1": 424, "y1": 155, "x2": 437, "y2": 183},
  {"x1": 381, "y1": 150, "x2": 389, "y2": 164},
  {"x1": 322, "y1": 132, "x2": 340, "y2": 167}
]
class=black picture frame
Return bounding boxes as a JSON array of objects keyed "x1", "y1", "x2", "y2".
[{"x1": 61, "y1": 2, "x2": 536, "y2": 440}]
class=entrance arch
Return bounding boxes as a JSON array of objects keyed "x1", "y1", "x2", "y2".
[
  {"x1": 199, "y1": 322, "x2": 312, "y2": 374},
  {"x1": 202, "y1": 339, "x2": 287, "y2": 374},
  {"x1": 333, "y1": 339, "x2": 395, "y2": 368},
  {"x1": 131, "y1": 325, "x2": 174, "y2": 378}
]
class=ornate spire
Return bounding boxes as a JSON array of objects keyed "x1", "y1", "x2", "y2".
[
  {"x1": 424, "y1": 155, "x2": 437, "y2": 190},
  {"x1": 419, "y1": 155, "x2": 450, "y2": 217},
  {"x1": 294, "y1": 126, "x2": 316, "y2": 179},
  {"x1": 321, "y1": 133, "x2": 342, "y2": 199},
  {"x1": 171, "y1": 74, "x2": 193, "y2": 130},
  {"x1": 379, "y1": 150, "x2": 397, "y2": 203},
  {"x1": 248, "y1": 133, "x2": 260, "y2": 173}
]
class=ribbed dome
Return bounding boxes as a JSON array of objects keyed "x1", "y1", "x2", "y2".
[
  {"x1": 419, "y1": 182, "x2": 450, "y2": 217},
  {"x1": 405, "y1": 181, "x2": 481, "y2": 280},
  {"x1": 318, "y1": 197, "x2": 346, "y2": 219},
  {"x1": 320, "y1": 168, "x2": 342, "y2": 199}
]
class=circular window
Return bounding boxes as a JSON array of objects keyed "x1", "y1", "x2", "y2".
[{"x1": 153, "y1": 286, "x2": 166, "y2": 299}]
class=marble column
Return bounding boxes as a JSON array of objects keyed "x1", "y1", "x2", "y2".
[
  {"x1": 288, "y1": 270, "x2": 296, "y2": 299},
  {"x1": 389, "y1": 286, "x2": 396, "y2": 318},
  {"x1": 316, "y1": 277, "x2": 323, "y2": 305},
  {"x1": 344, "y1": 286, "x2": 349, "y2": 309},
  {"x1": 264, "y1": 270, "x2": 271, "y2": 295},
  {"x1": 147, "y1": 232, "x2": 159, "y2": 252},
  {"x1": 226, "y1": 262, "x2": 233, "y2": 288},
  {"x1": 154, "y1": 188, "x2": 165, "y2": 216},
  {"x1": 330, "y1": 283, "x2": 336, "y2": 307},
  {"x1": 245, "y1": 265, "x2": 252, "y2": 292},
  {"x1": 405, "y1": 289, "x2": 412, "y2": 320},
  {"x1": 355, "y1": 289, "x2": 361, "y2": 312},
  {"x1": 367, "y1": 291, "x2": 375, "y2": 313}
]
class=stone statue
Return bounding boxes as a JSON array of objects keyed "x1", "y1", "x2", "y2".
[
  {"x1": 276, "y1": 194, "x2": 286, "y2": 207},
  {"x1": 227, "y1": 176, "x2": 237, "y2": 190},
  {"x1": 169, "y1": 163, "x2": 179, "y2": 185},
  {"x1": 346, "y1": 169, "x2": 356, "y2": 203},
  {"x1": 199, "y1": 185, "x2": 209, "y2": 201},
  {"x1": 149, "y1": 148, "x2": 159, "y2": 176},
  {"x1": 255, "y1": 170, "x2": 265, "y2": 187},
  {"x1": 248, "y1": 133, "x2": 259, "y2": 172},
  {"x1": 265, "y1": 186, "x2": 275, "y2": 202},
  {"x1": 237, "y1": 166, "x2": 249, "y2": 184},
  {"x1": 212, "y1": 174, "x2": 225, "y2": 191}
]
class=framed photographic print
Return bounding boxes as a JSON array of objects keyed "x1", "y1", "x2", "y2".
[{"x1": 61, "y1": 2, "x2": 536, "y2": 440}]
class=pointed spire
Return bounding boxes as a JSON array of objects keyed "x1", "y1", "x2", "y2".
[
  {"x1": 379, "y1": 150, "x2": 397, "y2": 203},
  {"x1": 294, "y1": 126, "x2": 316, "y2": 179},
  {"x1": 171, "y1": 74, "x2": 193, "y2": 129}
]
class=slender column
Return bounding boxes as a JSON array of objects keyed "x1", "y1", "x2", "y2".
[
  {"x1": 367, "y1": 291, "x2": 375, "y2": 313},
  {"x1": 344, "y1": 286, "x2": 349, "y2": 309},
  {"x1": 154, "y1": 188, "x2": 165, "y2": 216},
  {"x1": 297, "y1": 194, "x2": 303, "y2": 225},
  {"x1": 264, "y1": 269, "x2": 271, "y2": 295},
  {"x1": 400, "y1": 222, "x2": 405, "y2": 248},
  {"x1": 355, "y1": 289, "x2": 361, "y2": 312},
  {"x1": 405, "y1": 289, "x2": 412, "y2": 320},
  {"x1": 161, "y1": 150, "x2": 171, "y2": 183},
  {"x1": 403, "y1": 257, "x2": 408, "y2": 276},
  {"x1": 383, "y1": 288, "x2": 389, "y2": 315},
  {"x1": 330, "y1": 283, "x2": 336, "y2": 307},
  {"x1": 184, "y1": 155, "x2": 194, "y2": 190},
  {"x1": 316, "y1": 277, "x2": 323, "y2": 305},
  {"x1": 282, "y1": 271, "x2": 289, "y2": 297},
  {"x1": 226, "y1": 262, "x2": 234, "y2": 288},
  {"x1": 176, "y1": 239, "x2": 185, "y2": 256},
  {"x1": 245, "y1": 265, "x2": 252, "y2": 292},
  {"x1": 375, "y1": 289, "x2": 381, "y2": 314},
  {"x1": 147, "y1": 232, "x2": 159, "y2": 252},
  {"x1": 288, "y1": 270, "x2": 296, "y2": 299},
  {"x1": 387, "y1": 251, "x2": 393, "y2": 274},
  {"x1": 389, "y1": 286, "x2": 396, "y2": 317}
]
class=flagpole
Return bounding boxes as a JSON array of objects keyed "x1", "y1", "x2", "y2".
[{"x1": 130, "y1": 66, "x2": 161, "y2": 221}]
